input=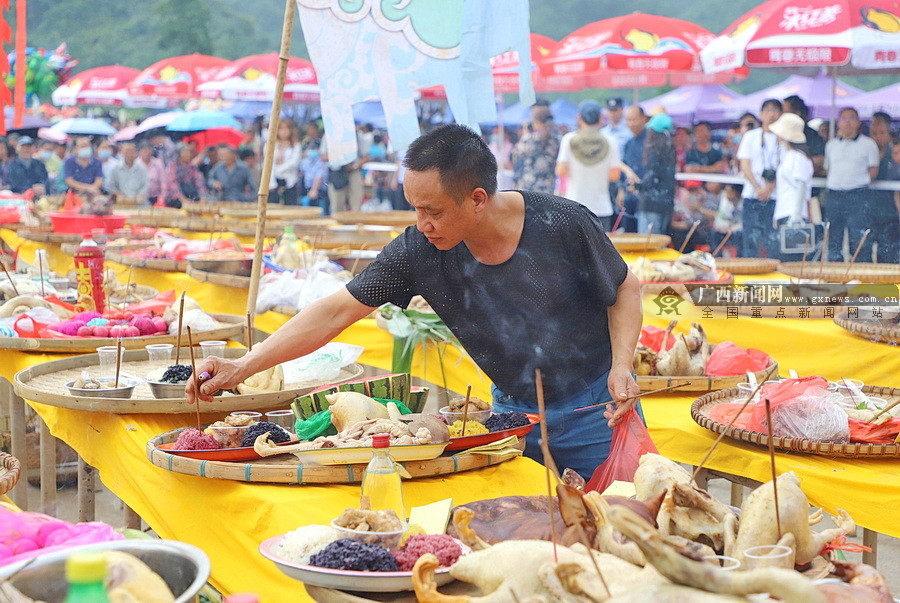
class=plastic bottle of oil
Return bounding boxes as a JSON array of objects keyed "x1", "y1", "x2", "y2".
[
  {"x1": 64, "y1": 552, "x2": 109, "y2": 602},
  {"x1": 360, "y1": 433, "x2": 405, "y2": 519}
]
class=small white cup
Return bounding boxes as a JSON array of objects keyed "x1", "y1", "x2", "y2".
[
  {"x1": 229, "y1": 411, "x2": 262, "y2": 419},
  {"x1": 199, "y1": 340, "x2": 227, "y2": 358},
  {"x1": 703, "y1": 555, "x2": 741, "y2": 571},
  {"x1": 743, "y1": 544, "x2": 794, "y2": 570},
  {"x1": 96, "y1": 345, "x2": 124, "y2": 379},
  {"x1": 145, "y1": 343, "x2": 174, "y2": 363},
  {"x1": 266, "y1": 410, "x2": 295, "y2": 430}
]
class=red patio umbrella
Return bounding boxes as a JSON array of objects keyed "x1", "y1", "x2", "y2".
[
  {"x1": 700, "y1": 0, "x2": 900, "y2": 74},
  {"x1": 538, "y1": 13, "x2": 749, "y2": 90},
  {"x1": 196, "y1": 53, "x2": 319, "y2": 102},
  {"x1": 183, "y1": 126, "x2": 244, "y2": 149},
  {"x1": 50, "y1": 65, "x2": 140, "y2": 106},
  {"x1": 126, "y1": 54, "x2": 230, "y2": 103}
]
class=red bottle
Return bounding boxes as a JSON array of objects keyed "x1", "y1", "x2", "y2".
[{"x1": 73, "y1": 233, "x2": 105, "y2": 313}]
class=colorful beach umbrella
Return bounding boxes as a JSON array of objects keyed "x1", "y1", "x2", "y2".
[
  {"x1": 48, "y1": 117, "x2": 116, "y2": 136},
  {"x1": 538, "y1": 13, "x2": 749, "y2": 90},
  {"x1": 196, "y1": 53, "x2": 320, "y2": 103},
  {"x1": 165, "y1": 110, "x2": 240, "y2": 133},
  {"x1": 701, "y1": 0, "x2": 900, "y2": 74},
  {"x1": 126, "y1": 54, "x2": 229, "y2": 103},
  {"x1": 50, "y1": 65, "x2": 140, "y2": 107}
]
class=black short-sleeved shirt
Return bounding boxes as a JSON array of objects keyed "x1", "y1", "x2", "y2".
[
  {"x1": 346, "y1": 191, "x2": 629, "y2": 402},
  {"x1": 684, "y1": 146, "x2": 724, "y2": 168}
]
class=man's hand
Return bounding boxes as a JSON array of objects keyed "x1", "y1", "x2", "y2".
[
  {"x1": 755, "y1": 186, "x2": 771, "y2": 202},
  {"x1": 185, "y1": 356, "x2": 248, "y2": 404},
  {"x1": 604, "y1": 364, "x2": 640, "y2": 428}
]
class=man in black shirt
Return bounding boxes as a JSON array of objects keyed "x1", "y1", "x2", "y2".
[
  {"x1": 5, "y1": 136, "x2": 47, "y2": 196},
  {"x1": 783, "y1": 95, "x2": 825, "y2": 176},
  {"x1": 684, "y1": 122, "x2": 724, "y2": 174},
  {"x1": 188, "y1": 125, "x2": 643, "y2": 478}
]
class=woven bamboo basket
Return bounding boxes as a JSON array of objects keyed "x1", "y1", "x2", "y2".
[
  {"x1": 639, "y1": 270, "x2": 735, "y2": 286},
  {"x1": 183, "y1": 201, "x2": 263, "y2": 215},
  {"x1": 0, "y1": 312, "x2": 244, "y2": 352},
  {"x1": 608, "y1": 233, "x2": 672, "y2": 252},
  {"x1": 18, "y1": 228, "x2": 88, "y2": 244},
  {"x1": 14, "y1": 347, "x2": 365, "y2": 414},
  {"x1": 146, "y1": 430, "x2": 523, "y2": 484},
  {"x1": 834, "y1": 311, "x2": 899, "y2": 345},
  {"x1": 124, "y1": 212, "x2": 185, "y2": 230},
  {"x1": 779, "y1": 262, "x2": 900, "y2": 284},
  {"x1": 186, "y1": 265, "x2": 251, "y2": 289},
  {"x1": 270, "y1": 305, "x2": 298, "y2": 317},
  {"x1": 714, "y1": 258, "x2": 780, "y2": 275},
  {"x1": 637, "y1": 350, "x2": 778, "y2": 392},
  {"x1": 219, "y1": 219, "x2": 295, "y2": 238},
  {"x1": 293, "y1": 218, "x2": 339, "y2": 235},
  {"x1": 0, "y1": 452, "x2": 21, "y2": 496},
  {"x1": 332, "y1": 211, "x2": 416, "y2": 228},
  {"x1": 691, "y1": 385, "x2": 900, "y2": 457},
  {"x1": 217, "y1": 206, "x2": 322, "y2": 220},
  {"x1": 105, "y1": 249, "x2": 187, "y2": 273}
]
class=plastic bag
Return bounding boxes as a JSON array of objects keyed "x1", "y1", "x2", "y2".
[
  {"x1": 585, "y1": 409, "x2": 658, "y2": 494},
  {"x1": 13, "y1": 308, "x2": 62, "y2": 338},
  {"x1": 282, "y1": 342, "x2": 364, "y2": 386},
  {"x1": 746, "y1": 376, "x2": 829, "y2": 432},
  {"x1": 294, "y1": 397, "x2": 413, "y2": 440},
  {"x1": 255, "y1": 269, "x2": 349, "y2": 315},
  {"x1": 706, "y1": 341, "x2": 770, "y2": 376},
  {"x1": 849, "y1": 418, "x2": 900, "y2": 444},
  {"x1": 750, "y1": 383, "x2": 849, "y2": 443},
  {"x1": 639, "y1": 325, "x2": 675, "y2": 353},
  {"x1": 168, "y1": 308, "x2": 218, "y2": 335}
]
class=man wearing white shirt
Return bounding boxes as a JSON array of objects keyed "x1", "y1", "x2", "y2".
[
  {"x1": 736, "y1": 99, "x2": 782, "y2": 258},
  {"x1": 556, "y1": 100, "x2": 621, "y2": 231},
  {"x1": 600, "y1": 98, "x2": 631, "y2": 153},
  {"x1": 824, "y1": 107, "x2": 880, "y2": 261}
]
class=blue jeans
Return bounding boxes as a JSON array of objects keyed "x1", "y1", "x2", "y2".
[
  {"x1": 636, "y1": 210, "x2": 670, "y2": 234},
  {"x1": 741, "y1": 198, "x2": 776, "y2": 258},
  {"x1": 491, "y1": 370, "x2": 644, "y2": 481}
]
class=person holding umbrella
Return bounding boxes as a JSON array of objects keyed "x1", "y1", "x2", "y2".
[{"x1": 5, "y1": 136, "x2": 48, "y2": 197}]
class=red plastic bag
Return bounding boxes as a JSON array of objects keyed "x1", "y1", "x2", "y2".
[
  {"x1": 849, "y1": 418, "x2": 900, "y2": 444},
  {"x1": 123, "y1": 289, "x2": 176, "y2": 316},
  {"x1": 585, "y1": 409, "x2": 658, "y2": 494},
  {"x1": 13, "y1": 314, "x2": 63, "y2": 339},
  {"x1": 746, "y1": 376, "x2": 830, "y2": 433},
  {"x1": 706, "y1": 341, "x2": 770, "y2": 376},
  {"x1": 639, "y1": 325, "x2": 675, "y2": 353}
]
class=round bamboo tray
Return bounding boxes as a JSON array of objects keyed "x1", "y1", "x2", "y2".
[
  {"x1": 332, "y1": 211, "x2": 416, "y2": 228},
  {"x1": 147, "y1": 430, "x2": 524, "y2": 484},
  {"x1": 692, "y1": 385, "x2": 900, "y2": 458},
  {"x1": 0, "y1": 452, "x2": 21, "y2": 496},
  {"x1": 105, "y1": 248, "x2": 187, "y2": 273},
  {"x1": 14, "y1": 348, "x2": 365, "y2": 414},
  {"x1": 183, "y1": 201, "x2": 258, "y2": 215},
  {"x1": 834, "y1": 310, "x2": 899, "y2": 345},
  {"x1": 270, "y1": 305, "x2": 298, "y2": 317},
  {"x1": 107, "y1": 284, "x2": 159, "y2": 305},
  {"x1": 637, "y1": 350, "x2": 778, "y2": 392},
  {"x1": 0, "y1": 312, "x2": 244, "y2": 352},
  {"x1": 217, "y1": 206, "x2": 322, "y2": 220},
  {"x1": 124, "y1": 212, "x2": 185, "y2": 230},
  {"x1": 779, "y1": 262, "x2": 900, "y2": 284},
  {"x1": 293, "y1": 218, "x2": 339, "y2": 235},
  {"x1": 639, "y1": 270, "x2": 735, "y2": 286},
  {"x1": 307, "y1": 225, "x2": 395, "y2": 251},
  {"x1": 186, "y1": 265, "x2": 251, "y2": 289},
  {"x1": 608, "y1": 233, "x2": 672, "y2": 252},
  {"x1": 219, "y1": 219, "x2": 295, "y2": 238},
  {"x1": 18, "y1": 228, "x2": 89, "y2": 244},
  {"x1": 714, "y1": 257, "x2": 780, "y2": 275}
]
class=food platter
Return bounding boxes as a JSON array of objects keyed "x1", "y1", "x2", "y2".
[
  {"x1": 834, "y1": 310, "x2": 899, "y2": 345},
  {"x1": 331, "y1": 211, "x2": 415, "y2": 228},
  {"x1": 444, "y1": 416, "x2": 538, "y2": 452},
  {"x1": 260, "y1": 536, "x2": 466, "y2": 592},
  {"x1": 713, "y1": 257, "x2": 780, "y2": 275},
  {"x1": 691, "y1": 385, "x2": 900, "y2": 458},
  {"x1": 607, "y1": 233, "x2": 672, "y2": 252},
  {"x1": 104, "y1": 248, "x2": 187, "y2": 273},
  {"x1": 14, "y1": 347, "x2": 365, "y2": 413},
  {"x1": 778, "y1": 261, "x2": 900, "y2": 284},
  {"x1": 0, "y1": 312, "x2": 244, "y2": 352},
  {"x1": 147, "y1": 432, "x2": 524, "y2": 484}
]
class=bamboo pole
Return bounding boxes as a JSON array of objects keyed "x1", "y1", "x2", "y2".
[{"x1": 246, "y1": 0, "x2": 297, "y2": 318}]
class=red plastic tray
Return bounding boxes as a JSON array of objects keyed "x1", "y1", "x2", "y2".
[
  {"x1": 444, "y1": 414, "x2": 539, "y2": 452},
  {"x1": 48, "y1": 212, "x2": 129, "y2": 234}
]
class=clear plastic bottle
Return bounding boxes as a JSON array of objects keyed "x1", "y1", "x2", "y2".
[
  {"x1": 360, "y1": 433, "x2": 406, "y2": 519},
  {"x1": 281, "y1": 225, "x2": 298, "y2": 247},
  {"x1": 64, "y1": 552, "x2": 109, "y2": 602},
  {"x1": 73, "y1": 233, "x2": 106, "y2": 312}
]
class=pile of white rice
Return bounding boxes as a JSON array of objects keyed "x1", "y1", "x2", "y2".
[{"x1": 276, "y1": 524, "x2": 341, "y2": 564}]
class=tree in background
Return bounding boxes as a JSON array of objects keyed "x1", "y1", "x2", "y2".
[{"x1": 154, "y1": 0, "x2": 213, "y2": 56}]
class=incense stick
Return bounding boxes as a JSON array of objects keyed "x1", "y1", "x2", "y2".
[
  {"x1": 122, "y1": 266, "x2": 133, "y2": 314},
  {"x1": 460, "y1": 384, "x2": 472, "y2": 438},
  {"x1": 37, "y1": 253, "x2": 45, "y2": 297},
  {"x1": 711, "y1": 229, "x2": 733, "y2": 257},
  {"x1": 690, "y1": 364, "x2": 778, "y2": 484},
  {"x1": 1, "y1": 260, "x2": 18, "y2": 297},
  {"x1": 764, "y1": 398, "x2": 782, "y2": 540},
  {"x1": 843, "y1": 229, "x2": 871, "y2": 280},
  {"x1": 187, "y1": 326, "x2": 202, "y2": 430},
  {"x1": 114, "y1": 337, "x2": 123, "y2": 387},
  {"x1": 573, "y1": 383, "x2": 691, "y2": 411},
  {"x1": 611, "y1": 208, "x2": 625, "y2": 233},
  {"x1": 644, "y1": 223, "x2": 654, "y2": 252},
  {"x1": 349, "y1": 243, "x2": 369, "y2": 276},
  {"x1": 175, "y1": 292, "x2": 186, "y2": 366},
  {"x1": 535, "y1": 369, "x2": 559, "y2": 563},
  {"x1": 678, "y1": 220, "x2": 702, "y2": 254},
  {"x1": 796, "y1": 234, "x2": 811, "y2": 284},
  {"x1": 246, "y1": 312, "x2": 253, "y2": 351},
  {"x1": 818, "y1": 222, "x2": 830, "y2": 280}
]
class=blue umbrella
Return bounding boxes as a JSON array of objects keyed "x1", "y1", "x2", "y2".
[
  {"x1": 48, "y1": 117, "x2": 116, "y2": 136},
  {"x1": 165, "y1": 110, "x2": 240, "y2": 132}
]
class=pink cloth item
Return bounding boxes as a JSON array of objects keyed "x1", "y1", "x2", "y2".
[{"x1": 0, "y1": 507, "x2": 123, "y2": 566}]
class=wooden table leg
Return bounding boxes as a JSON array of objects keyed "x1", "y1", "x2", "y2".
[
  {"x1": 862, "y1": 528, "x2": 878, "y2": 567},
  {"x1": 39, "y1": 420, "x2": 57, "y2": 516},
  {"x1": 124, "y1": 504, "x2": 142, "y2": 531},
  {"x1": 7, "y1": 384, "x2": 27, "y2": 510},
  {"x1": 730, "y1": 482, "x2": 743, "y2": 507},
  {"x1": 77, "y1": 457, "x2": 95, "y2": 523}
]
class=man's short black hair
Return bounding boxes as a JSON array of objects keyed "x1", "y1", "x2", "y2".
[
  {"x1": 403, "y1": 124, "x2": 497, "y2": 203},
  {"x1": 694, "y1": 121, "x2": 712, "y2": 131},
  {"x1": 840, "y1": 107, "x2": 860, "y2": 120},
  {"x1": 783, "y1": 95, "x2": 809, "y2": 120},
  {"x1": 239, "y1": 149, "x2": 256, "y2": 161},
  {"x1": 217, "y1": 142, "x2": 235, "y2": 152},
  {"x1": 872, "y1": 111, "x2": 892, "y2": 127},
  {"x1": 761, "y1": 98, "x2": 783, "y2": 112}
]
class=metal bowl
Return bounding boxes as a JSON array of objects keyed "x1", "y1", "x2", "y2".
[
  {"x1": 65, "y1": 379, "x2": 137, "y2": 399},
  {"x1": 147, "y1": 379, "x2": 189, "y2": 399},
  {"x1": 333, "y1": 249, "x2": 381, "y2": 274},
  {"x1": 185, "y1": 253, "x2": 253, "y2": 277},
  {"x1": 0, "y1": 539, "x2": 210, "y2": 603}
]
